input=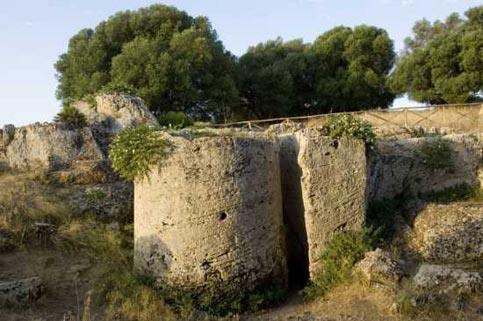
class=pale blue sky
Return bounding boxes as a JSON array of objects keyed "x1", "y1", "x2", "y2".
[{"x1": 0, "y1": 0, "x2": 481, "y2": 127}]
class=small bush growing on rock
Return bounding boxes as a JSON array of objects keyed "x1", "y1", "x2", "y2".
[
  {"x1": 158, "y1": 111, "x2": 193, "y2": 130},
  {"x1": 419, "y1": 183, "x2": 479, "y2": 203},
  {"x1": 54, "y1": 106, "x2": 87, "y2": 129},
  {"x1": 417, "y1": 137, "x2": 455, "y2": 171},
  {"x1": 303, "y1": 229, "x2": 376, "y2": 299},
  {"x1": 322, "y1": 113, "x2": 375, "y2": 146},
  {"x1": 99, "y1": 82, "x2": 137, "y2": 96},
  {"x1": 109, "y1": 126, "x2": 173, "y2": 180}
]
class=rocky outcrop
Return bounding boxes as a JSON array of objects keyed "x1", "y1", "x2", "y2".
[
  {"x1": 414, "y1": 264, "x2": 481, "y2": 292},
  {"x1": 1, "y1": 123, "x2": 105, "y2": 173},
  {"x1": 367, "y1": 134, "x2": 482, "y2": 201},
  {"x1": 134, "y1": 135, "x2": 287, "y2": 298},
  {"x1": 73, "y1": 93, "x2": 158, "y2": 134},
  {"x1": 279, "y1": 129, "x2": 367, "y2": 280},
  {"x1": 0, "y1": 277, "x2": 44, "y2": 304},
  {"x1": 356, "y1": 248, "x2": 403, "y2": 287},
  {"x1": 409, "y1": 203, "x2": 482, "y2": 263}
]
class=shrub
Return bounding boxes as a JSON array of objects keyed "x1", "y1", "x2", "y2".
[
  {"x1": 158, "y1": 111, "x2": 193, "y2": 130},
  {"x1": 109, "y1": 126, "x2": 173, "y2": 181},
  {"x1": 419, "y1": 183, "x2": 478, "y2": 203},
  {"x1": 322, "y1": 113, "x2": 376, "y2": 146},
  {"x1": 303, "y1": 230, "x2": 376, "y2": 299},
  {"x1": 54, "y1": 106, "x2": 87, "y2": 129},
  {"x1": 366, "y1": 197, "x2": 405, "y2": 245},
  {"x1": 417, "y1": 137, "x2": 455, "y2": 171},
  {"x1": 99, "y1": 82, "x2": 137, "y2": 96}
]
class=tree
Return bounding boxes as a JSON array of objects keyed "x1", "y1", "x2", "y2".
[
  {"x1": 311, "y1": 25, "x2": 395, "y2": 113},
  {"x1": 237, "y1": 26, "x2": 395, "y2": 119},
  {"x1": 237, "y1": 38, "x2": 313, "y2": 119},
  {"x1": 390, "y1": 6, "x2": 483, "y2": 104},
  {"x1": 55, "y1": 4, "x2": 238, "y2": 121}
]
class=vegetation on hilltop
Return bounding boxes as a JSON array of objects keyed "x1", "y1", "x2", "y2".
[
  {"x1": 390, "y1": 6, "x2": 483, "y2": 104},
  {"x1": 56, "y1": 4, "x2": 482, "y2": 121}
]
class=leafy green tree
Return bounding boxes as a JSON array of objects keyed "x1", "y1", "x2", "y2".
[
  {"x1": 311, "y1": 25, "x2": 395, "y2": 112},
  {"x1": 55, "y1": 4, "x2": 238, "y2": 121},
  {"x1": 237, "y1": 38, "x2": 312, "y2": 118},
  {"x1": 238, "y1": 26, "x2": 395, "y2": 119},
  {"x1": 390, "y1": 6, "x2": 483, "y2": 103}
]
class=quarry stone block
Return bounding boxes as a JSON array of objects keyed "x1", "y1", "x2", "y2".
[
  {"x1": 73, "y1": 93, "x2": 159, "y2": 133},
  {"x1": 4, "y1": 123, "x2": 105, "y2": 172},
  {"x1": 409, "y1": 203, "x2": 482, "y2": 263},
  {"x1": 134, "y1": 135, "x2": 287, "y2": 297},
  {"x1": 293, "y1": 129, "x2": 367, "y2": 279},
  {"x1": 368, "y1": 134, "x2": 482, "y2": 201},
  {"x1": 0, "y1": 277, "x2": 44, "y2": 304}
]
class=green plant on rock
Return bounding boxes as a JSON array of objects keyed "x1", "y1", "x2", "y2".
[
  {"x1": 54, "y1": 106, "x2": 87, "y2": 129},
  {"x1": 158, "y1": 111, "x2": 193, "y2": 130},
  {"x1": 322, "y1": 113, "x2": 376, "y2": 146},
  {"x1": 303, "y1": 229, "x2": 376, "y2": 299},
  {"x1": 109, "y1": 126, "x2": 173, "y2": 181},
  {"x1": 417, "y1": 137, "x2": 455, "y2": 171}
]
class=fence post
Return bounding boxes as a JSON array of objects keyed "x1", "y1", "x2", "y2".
[{"x1": 404, "y1": 108, "x2": 408, "y2": 128}]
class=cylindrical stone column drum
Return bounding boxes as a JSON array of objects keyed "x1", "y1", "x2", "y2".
[{"x1": 134, "y1": 135, "x2": 287, "y2": 297}]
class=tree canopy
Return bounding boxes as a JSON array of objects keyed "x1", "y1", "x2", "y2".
[
  {"x1": 390, "y1": 6, "x2": 483, "y2": 104},
  {"x1": 238, "y1": 26, "x2": 395, "y2": 119},
  {"x1": 55, "y1": 4, "x2": 238, "y2": 120}
]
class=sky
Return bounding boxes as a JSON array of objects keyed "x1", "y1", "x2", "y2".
[{"x1": 0, "y1": 0, "x2": 481, "y2": 127}]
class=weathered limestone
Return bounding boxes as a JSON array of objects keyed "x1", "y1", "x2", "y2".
[
  {"x1": 73, "y1": 93, "x2": 159, "y2": 133},
  {"x1": 356, "y1": 248, "x2": 403, "y2": 287},
  {"x1": 280, "y1": 129, "x2": 367, "y2": 279},
  {"x1": 0, "y1": 277, "x2": 44, "y2": 304},
  {"x1": 368, "y1": 134, "x2": 482, "y2": 201},
  {"x1": 414, "y1": 264, "x2": 482, "y2": 292},
  {"x1": 409, "y1": 203, "x2": 483, "y2": 263},
  {"x1": 2, "y1": 123, "x2": 105, "y2": 172},
  {"x1": 134, "y1": 135, "x2": 287, "y2": 297}
]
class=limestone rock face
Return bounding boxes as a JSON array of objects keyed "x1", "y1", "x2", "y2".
[
  {"x1": 414, "y1": 264, "x2": 481, "y2": 292},
  {"x1": 73, "y1": 93, "x2": 158, "y2": 133},
  {"x1": 295, "y1": 129, "x2": 367, "y2": 278},
  {"x1": 356, "y1": 248, "x2": 403, "y2": 287},
  {"x1": 367, "y1": 134, "x2": 482, "y2": 201},
  {"x1": 134, "y1": 135, "x2": 287, "y2": 297},
  {"x1": 3, "y1": 123, "x2": 105, "y2": 172},
  {"x1": 0, "y1": 277, "x2": 44, "y2": 304},
  {"x1": 409, "y1": 203, "x2": 482, "y2": 263}
]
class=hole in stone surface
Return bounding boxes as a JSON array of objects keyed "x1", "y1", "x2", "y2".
[
  {"x1": 330, "y1": 140, "x2": 339, "y2": 149},
  {"x1": 218, "y1": 211, "x2": 227, "y2": 221}
]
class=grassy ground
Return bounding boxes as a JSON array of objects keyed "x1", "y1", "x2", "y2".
[{"x1": 1, "y1": 171, "x2": 481, "y2": 321}]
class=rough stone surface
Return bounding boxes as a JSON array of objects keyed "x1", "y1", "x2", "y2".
[
  {"x1": 134, "y1": 135, "x2": 287, "y2": 297},
  {"x1": 0, "y1": 277, "x2": 44, "y2": 304},
  {"x1": 414, "y1": 264, "x2": 482, "y2": 292},
  {"x1": 356, "y1": 248, "x2": 403, "y2": 287},
  {"x1": 73, "y1": 93, "x2": 158, "y2": 133},
  {"x1": 3, "y1": 123, "x2": 105, "y2": 172},
  {"x1": 295, "y1": 129, "x2": 367, "y2": 278},
  {"x1": 409, "y1": 203, "x2": 482, "y2": 263},
  {"x1": 2, "y1": 124, "x2": 16, "y2": 146},
  {"x1": 367, "y1": 134, "x2": 482, "y2": 201}
]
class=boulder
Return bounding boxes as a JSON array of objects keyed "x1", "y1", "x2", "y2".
[
  {"x1": 4, "y1": 123, "x2": 105, "y2": 172},
  {"x1": 0, "y1": 277, "x2": 44, "y2": 304},
  {"x1": 414, "y1": 264, "x2": 481, "y2": 292},
  {"x1": 356, "y1": 248, "x2": 403, "y2": 287},
  {"x1": 409, "y1": 203, "x2": 482, "y2": 263},
  {"x1": 134, "y1": 134, "x2": 287, "y2": 298},
  {"x1": 73, "y1": 93, "x2": 159, "y2": 134},
  {"x1": 367, "y1": 134, "x2": 482, "y2": 201},
  {"x1": 278, "y1": 129, "x2": 367, "y2": 281}
]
